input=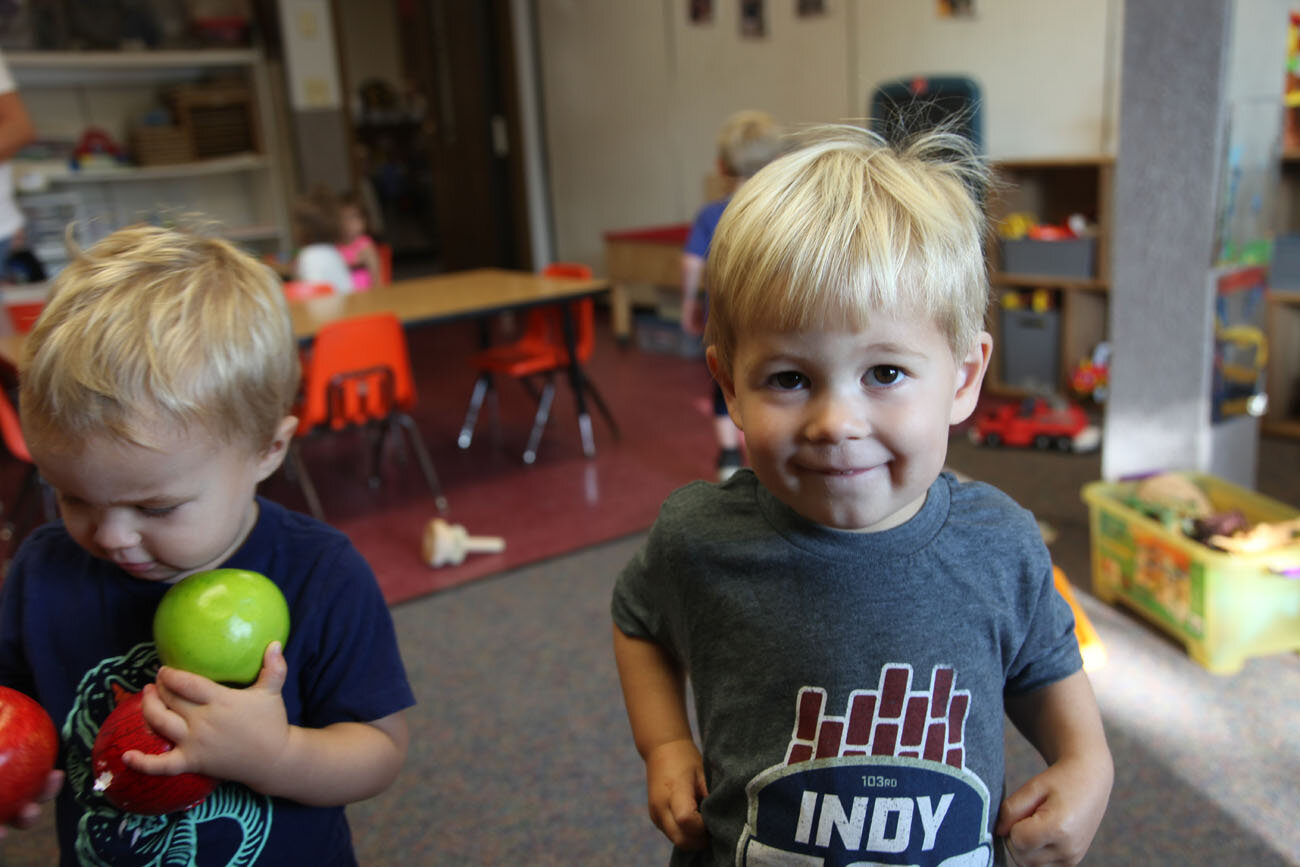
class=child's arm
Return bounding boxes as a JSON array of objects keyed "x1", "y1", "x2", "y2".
[
  {"x1": 612, "y1": 625, "x2": 709, "y2": 851},
  {"x1": 127, "y1": 642, "x2": 408, "y2": 806},
  {"x1": 680, "y1": 252, "x2": 706, "y2": 336},
  {"x1": 358, "y1": 241, "x2": 383, "y2": 287},
  {"x1": 997, "y1": 670, "x2": 1112, "y2": 866}
]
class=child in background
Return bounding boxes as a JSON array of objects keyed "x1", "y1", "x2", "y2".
[
  {"x1": 0, "y1": 226, "x2": 413, "y2": 864},
  {"x1": 613, "y1": 126, "x2": 1112, "y2": 866},
  {"x1": 680, "y1": 109, "x2": 784, "y2": 481},
  {"x1": 336, "y1": 191, "x2": 383, "y2": 290},
  {"x1": 291, "y1": 186, "x2": 354, "y2": 294}
]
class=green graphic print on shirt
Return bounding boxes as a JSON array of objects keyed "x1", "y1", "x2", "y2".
[{"x1": 61, "y1": 642, "x2": 273, "y2": 866}]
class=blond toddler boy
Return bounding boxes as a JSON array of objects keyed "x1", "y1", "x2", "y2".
[
  {"x1": 0, "y1": 226, "x2": 412, "y2": 865},
  {"x1": 613, "y1": 126, "x2": 1112, "y2": 866}
]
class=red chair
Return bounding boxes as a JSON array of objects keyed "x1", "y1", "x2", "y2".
[
  {"x1": 457, "y1": 263, "x2": 619, "y2": 464},
  {"x1": 6, "y1": 302, "x2": 44, "y2": 334},
  {"x1": 377, "y1": 242, "x2": 393, "y2": 287},
  {"x1": 289, "y1": 312, "x2": 447, "y2": 520},
  {"x1": 0, "y1": 388, "x2": 53, "y2": 561}
]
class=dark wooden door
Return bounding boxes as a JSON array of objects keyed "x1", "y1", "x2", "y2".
[{"x1": 397, "y1": 0, "x2": 529, "y2": 272}]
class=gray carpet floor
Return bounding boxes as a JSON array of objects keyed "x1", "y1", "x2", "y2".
[{"x1": 6, "y1": 435, "x2": 1299, "y2": 865}]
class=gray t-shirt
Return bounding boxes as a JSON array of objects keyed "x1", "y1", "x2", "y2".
[{"x1": 612, "y1": 471, "x2": 1081, "y2": 867}]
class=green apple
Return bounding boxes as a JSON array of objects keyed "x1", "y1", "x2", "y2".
[{"x1": 153, "y1": 569, "x2": 290, "y2": 686}]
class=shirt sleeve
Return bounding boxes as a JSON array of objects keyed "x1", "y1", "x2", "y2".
[
  {"x1": 683, "y1": 200, "x2": 726, "y2": 259},
  {"x1": 1004, "y1": 551, "x2": 1083, "y2": 696},
  {"x1": 294, "y1": 544, "x2": 416, "y2": 726}
]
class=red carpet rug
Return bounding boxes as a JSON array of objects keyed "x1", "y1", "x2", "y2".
[{"x1": 259, "y1": 314, "x2": 720, "y2": 606}]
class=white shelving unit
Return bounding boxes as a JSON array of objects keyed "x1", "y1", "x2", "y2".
[{"x1": 9, "y1": 50, "x2": 292, "y2": 273}]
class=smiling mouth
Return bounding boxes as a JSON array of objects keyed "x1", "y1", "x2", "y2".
[{"x1": 801, "y1": 463, "x2": 878, "y2": 477}]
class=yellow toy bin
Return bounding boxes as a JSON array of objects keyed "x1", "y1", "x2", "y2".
[{"x1": 1082, "y1": 472, "x2": 1300, "y2": 674}]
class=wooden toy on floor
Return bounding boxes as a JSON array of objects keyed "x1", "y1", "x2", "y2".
[
  {"x1": 1053, "y1": 566, "x2": 1107, "y2": 671},
  {"x1": 422, "y1": 519, "x2": 505, "y2": 567}
]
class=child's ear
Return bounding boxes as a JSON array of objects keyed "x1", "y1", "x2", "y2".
[
  {"x1": 949, "y1": 332, "x2": 992, "y2": 425},
  {"x1": 255, "y1": 416, "x2": 300, "y2": 481},
  {"x1": 706, "y1": 346, "x2": 744, "y2": 431}
]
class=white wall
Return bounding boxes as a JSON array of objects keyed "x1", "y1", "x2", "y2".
[{"x1": 536, "y1": 0, "x2": 1122, "y2": 270}]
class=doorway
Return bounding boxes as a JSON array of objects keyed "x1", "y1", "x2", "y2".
[{"x1": 335, "y1": 0, "x2": 531, "y2": 276}]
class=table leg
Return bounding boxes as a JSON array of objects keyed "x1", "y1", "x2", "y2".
[{"x1": 611, "y1": 282, "x2": 632, "y2": 345}]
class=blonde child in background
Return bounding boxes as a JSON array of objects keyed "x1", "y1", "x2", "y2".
[
  {"x1": 291, "y1": 186, "x2": 354, "y2": 294},
  {"x1": 336, "y1": 191, "x2": 383, "y2": 291},
  {"x1": 613, "y1": 126, "x2": 1112, "y2": 866},
  {"x1": 680, "y1": 109, "x2": 785, "y2": 480},
  {"x1": 0, "y1": 226, "x2": 413, "y2": 864}
]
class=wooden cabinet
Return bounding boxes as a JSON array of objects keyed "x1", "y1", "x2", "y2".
[
  {"x1": 10, "y1": 50, "x2": 291, "y2": 273},
  {"x1": 983, "y1": 156, "x2": 1114, "y2": 399}
]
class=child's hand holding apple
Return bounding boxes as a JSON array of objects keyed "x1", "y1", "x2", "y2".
[{"x1": 93, "y1": 568, "x2": 292, "y2": 813}]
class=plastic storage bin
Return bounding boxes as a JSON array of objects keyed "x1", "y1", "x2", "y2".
[
  {"x1": 634, "y1": 313, "x2": 704, "y2": 359},
  {"x1": 1000, "y1": 238, "x2": 1096, "y2": 279},
  {"x1": 1000, "y1": 308, "x2": 1060, "y2": 391},
  {"x1": 1082, "y1": 472, "x2": 1300, "y2": 673}
]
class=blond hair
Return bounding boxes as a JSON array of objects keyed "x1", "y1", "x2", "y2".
[
  {"x1": 716, "y1": 109, "x2": 784, "y2": 179},
  {"x1": 704, "y1": 124, "x2": 990, "y2": 372},
  {"x1": 20, "y1": 225, "x2": 300, "y2": 452}
]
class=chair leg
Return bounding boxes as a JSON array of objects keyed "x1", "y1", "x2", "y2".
[
  {"x1": 396, "y1": 412, "x2": 449, "y2": 513},
  {"x1": 583, "y1": 380, "x2": 621, "y2": 440},
  {"x1": 522, "y1": 375, "x2": 557, "y2": 465},
  {"x1": 458, "y1": 373, "x2": 492, "y2": 449},
  {"x1": 288, "y1": 442, "x2": 325, "y2": 521},
  {"x1": 368, "y1": 421, "x2": 394, "y2": 489}
]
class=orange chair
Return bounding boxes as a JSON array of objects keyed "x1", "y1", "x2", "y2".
[
  {"x1": 283, "y1": 281, "x2": 335, "y2": 302},
  {"x1": 457, "y1": 263, "x2": 619, "y2": 464},
  {"x1": 289, "y1": 312, "x2": 447, "y2": 520},
  {"x1": 6, "y1": 301, "x2": 44, "y2": 334},
  {"x1": 0, "y1": 388, "x2": 53, "y2": 556}
]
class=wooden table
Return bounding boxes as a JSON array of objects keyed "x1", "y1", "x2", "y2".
[
  {"x1": 0, "y1": 268, "x2": 615, "y2": 457},
  {"x1": 603, "y1": 223, "x2": 690, "y2": 342}
]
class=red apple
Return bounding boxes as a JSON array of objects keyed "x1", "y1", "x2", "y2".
[
  {"x1": 91, "y1": 689, "x2": 218, "y2": 815},
  {"x1": 0, "y1": 685, "x2": 58, "y2": 824}
]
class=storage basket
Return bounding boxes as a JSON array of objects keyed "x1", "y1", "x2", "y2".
[
  {"x1": 1082, "y1": 472, "x2": 1300, "y2": 673},
  {"x1": 166, "y1": 81, "x2": 261, "y2": 158},
  {"x1": 130, "y1": 125, "x2": 194, "y2": 166}
]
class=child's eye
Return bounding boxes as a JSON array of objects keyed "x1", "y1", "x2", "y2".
[
  {"x1": 137, "y1": 505, "x2": 178, "y2": 518},
  {"x1": 865, "y1": 365, "x2": 906, "y2": 386},
  {"x1": 768, "y1": 370, "x2": 807, "y2": 390}
]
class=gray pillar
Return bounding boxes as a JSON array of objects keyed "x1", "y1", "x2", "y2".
[{"x1": 1103, "y1": 0, "x2": 1288, "y2": 487}]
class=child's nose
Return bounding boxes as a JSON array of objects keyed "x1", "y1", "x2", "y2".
[
  {"x1": 92, "y1": 509, "x2": 140, "y2": 551},
  {"x1": 804, "y1": 395, "x2": 869, "y2": 442}
]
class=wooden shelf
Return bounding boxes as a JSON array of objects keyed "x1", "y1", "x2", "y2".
[
  {"x1": 8, "y1": 50, "x2": 262, "y2": 87},
  {"x1": 18, "y1": 153, "x2": 268, "y2": 187},
  {"x1": 984, "y1": 158, "x2": 1115, "y2": 398},
  {"x1": 991, "y1": 272, "x2": 1108, "y2": 291}
]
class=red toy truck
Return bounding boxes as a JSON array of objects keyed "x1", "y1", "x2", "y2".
[{"x1": 967, "y1": 396, "x2": 1100, "y2": 452}]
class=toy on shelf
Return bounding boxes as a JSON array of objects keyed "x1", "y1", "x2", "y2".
[
  {"x1": 71, "y1": 128, "x2": 127, "y2": 171},
  {"x1": 421, "y1": 519, "x2": 505, "y2": 568},
  {"x1": 967, "y1": 395, "x2": 1100, "y2": 453},
  {"x1": 1070, "y1": 342, "x2": 1110, "y2": 403}
]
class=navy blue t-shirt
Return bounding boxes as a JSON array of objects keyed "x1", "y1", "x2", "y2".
[{"x1": 0, "y1": 497, "x2": 415, "y2": 866}]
